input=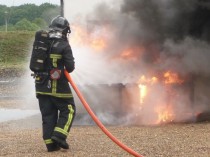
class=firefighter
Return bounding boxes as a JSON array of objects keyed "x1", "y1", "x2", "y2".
[{"x1": 34, "y1": 16, "x2": 76, "y2": 152}]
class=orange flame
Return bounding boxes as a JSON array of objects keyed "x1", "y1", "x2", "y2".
[
  {"x1": 91, "y1": 38, "x2": 106, "y2": 51},
  {"x1": 70, "y1": 25, "x2": 87, "y2": 45},
  {"x1": 70, "y1": 24, "x2": 108, "y2": 52},
  {"x1": 163, "y1": 71, "x2": 184, "y2": 84},
  {"x1": 120, "y1": 48, "x2": 136, "y2": 60}
]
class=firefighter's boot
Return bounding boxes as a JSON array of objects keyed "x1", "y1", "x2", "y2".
[
  {"x1": 47, "y1": 143, "x2": 61, "y2": 152},
  {"x1": 51, "y1": 136, "x2": 69, "y2": 149}
]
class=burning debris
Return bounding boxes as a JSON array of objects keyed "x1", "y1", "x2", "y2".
[{"x1": 67, "y1": 0, "x2": 210, "y2": 125}]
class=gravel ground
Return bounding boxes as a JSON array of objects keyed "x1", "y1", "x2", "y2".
[{"x1": 0, "y1": 118, "x2": 210, "y2": 157}]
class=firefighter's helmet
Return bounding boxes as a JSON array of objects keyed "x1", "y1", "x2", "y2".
[{"x1": 49, "y1": 15, "x2": 71, "y2": 34}]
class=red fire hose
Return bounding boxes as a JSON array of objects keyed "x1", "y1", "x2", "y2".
[{"x1": 64, "y1": 70, "x2": 143, "y2": 157}]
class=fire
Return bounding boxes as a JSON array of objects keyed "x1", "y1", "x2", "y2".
[
  {"x1": 163, "y1": 71, "x2": 184, "y2": 84},
  {"x1": 138, "y1": 75, "x2": 158, "y2": 105},
  {"x1": 120, "y1": 48, "x2": 137, "y2": 60},
  {"x1": 70, "y1": 25, "x2": 87, "y2": 45},
  {"x1": 138, "y1": 84, "x2": 147, "y2": 104},
  {"x1": 137, "y1": 72, "x2": 183, "y2": 124},
  {"x1": 70, "y1": 24, "x2": 108, "y2": 51},
  {"x1": 156, "y1": 106, "x2": 174, "y2": 124},
  {"x1": 91, "y1": 38, "x2": 106, "y2": 51},
  {"x1": 139, "y1": 75, "x2": 158, "y2": 85},
  {"x1": 69, "y1": 22, "x2": 189, "y2": 125},
  {"x1": 114, "y1": 46, "x2": 146, "y2": 61}
]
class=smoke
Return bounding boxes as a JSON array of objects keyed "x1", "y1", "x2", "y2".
[
  {"x1": 89, "y1": 0, "x2": 210, "y2": 75},
  {"x1": 161, "y1": 38, "x2": 210, "y2": 76},
  {"x1": 121, "y1": 0, "x2": 210, "y2": 41},
  {"x1": 118, "y1": 0, "x2": 210, "y2": 124},
  {"x1": 65, "y1": 0, "x2": 210, "y2": 125}
]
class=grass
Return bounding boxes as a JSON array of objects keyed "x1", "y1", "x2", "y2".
[{"x1": 0, "y1": 31, "x2": 34, "y2": 69}]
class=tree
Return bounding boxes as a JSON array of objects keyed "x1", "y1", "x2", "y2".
[
  {"x1": 0, "y1": 3, "x2": 59, "y2": 29},
  {"x1": 33, "y1": 18, "x2": 47, "y2": 29},
  {"x1": 0, "y1": 5, "x2": 8, "y2": 26},
  {"x1": 15, "y1": 18, "x2": 40, "y2": 31}
]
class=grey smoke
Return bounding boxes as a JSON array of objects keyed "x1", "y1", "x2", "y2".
[
  {"x1": 68, "y1": 0, "x2": 210, "y2": 125},
  {"x1": 88, "y1": 0, "x2": 210, "y2": 76}
]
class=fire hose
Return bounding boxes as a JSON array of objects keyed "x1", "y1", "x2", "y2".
[{"x1": 64, "y1": 70, "x2": 143, "y2": 157}]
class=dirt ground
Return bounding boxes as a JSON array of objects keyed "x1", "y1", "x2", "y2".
[{"x1": 0, "y1": 116, "x2": 210, "y2": 157}]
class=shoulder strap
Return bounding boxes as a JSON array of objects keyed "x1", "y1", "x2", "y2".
[{"x1": 45, "y1": 39, "x2": 54, "y2": 71}]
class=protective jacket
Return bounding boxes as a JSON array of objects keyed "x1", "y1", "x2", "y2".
[{"x1": 35, "y1": 36, "x2": 75, "y2": 98}]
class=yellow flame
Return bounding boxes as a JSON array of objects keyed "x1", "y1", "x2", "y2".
[
  {"x1": 156, "y1": 106, "x2": 174, "y2": 124},
  {"x1": 139, "y1": 75, "x2": 158, "y2": 84},
  {"x1": 138, "y1": 84, "x2": 147, "y2": 104},
  {"x1": 138, "y1": 75, "x2": 158, "y2": 105}
]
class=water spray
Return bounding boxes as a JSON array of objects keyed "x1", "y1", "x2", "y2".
[
  {"x1": 64, "y1": 70, "x2": 143, "y2": 157},
  {"x1": 61, "y1": 0, "x2": 143, "y2": 156}
]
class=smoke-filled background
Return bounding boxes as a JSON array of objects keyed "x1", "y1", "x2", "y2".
[
  {"x1": 119, "y1": 0, "x2": 210, "y2": 75},
  {"x1": 65, "y1": 0, "x2": 210, "y2": 125}
]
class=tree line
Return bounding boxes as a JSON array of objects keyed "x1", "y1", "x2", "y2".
[{"x1": 0, "y1": 3, "x2": 60, "y2": 31}]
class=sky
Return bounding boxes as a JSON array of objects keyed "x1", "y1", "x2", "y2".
[{"x1": 64, "y1": 0, "x2": 116, "y2": 20}]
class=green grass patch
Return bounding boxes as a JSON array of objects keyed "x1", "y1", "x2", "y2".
[{"x1": 0, "y1": 31, "x2": 35, "y2": 69}]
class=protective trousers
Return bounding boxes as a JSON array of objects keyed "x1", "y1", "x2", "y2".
[{"x1": 38, "y1": 95, "x2": 76, "y2": 150}]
